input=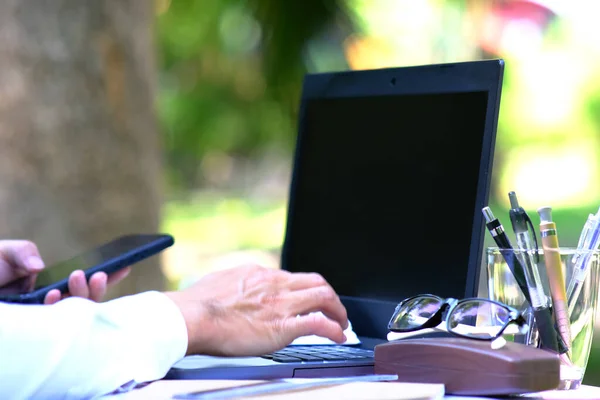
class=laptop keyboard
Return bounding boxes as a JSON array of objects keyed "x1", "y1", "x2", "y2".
[{"x1": 260, "y1": 345, "x2": 374, "y2": 363}]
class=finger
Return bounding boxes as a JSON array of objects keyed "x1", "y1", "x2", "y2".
[
  {"x1": 19, "y1": 275, "x2": 37, "y2": 292},
  {"x1": 282, "y1": 313, "x2": 347, "y2": 345},
  {"x1": 285, "y1": 272, "x2": 329, "y2": 291},
  {"x1": 0, "y1": 275, "x2": 35, "y2": 295},
  {"x1": 107, "y1": 267, "x2": 131, "y2": 286},
  {"x1": 68, "y1": 270, "x2": 89, "y2": 298},
  {"x1": 284, "y1": 286, "x2": 348, "y2": 329},
  {"x1": 44, "y1": 289, "x2": 62, "y2": 305},
  {"x1": 88, "y1": 272, "x2": 107, "y2": 302},
  {"x1": 0, "y1": 240, "x2": 44, "y2": 273},
  {"x1": 0, "y1": 241, "x2": 44, "y2": 287}
]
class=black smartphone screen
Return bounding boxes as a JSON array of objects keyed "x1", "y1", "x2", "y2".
[{"x1": 31, "y1": 234, "x2": 173, "y2": 290}]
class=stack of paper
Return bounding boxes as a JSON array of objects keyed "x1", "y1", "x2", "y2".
[{"x1": 110, "y1": 379, "x2": 445, "y2": 400}]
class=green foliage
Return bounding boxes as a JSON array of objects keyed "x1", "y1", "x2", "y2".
[
  {"x1": 162, "y1": 196, "x2": 285, "y2": 253},
  {"x1": 157, "y1": 0, "x2": 286, "y2": 187},
  {"x1": 156, "y1": 0, "x2": 352, "y2": 188},
  {"x1": 250, "y1": 0, "x2": 353, "y2": 110}
]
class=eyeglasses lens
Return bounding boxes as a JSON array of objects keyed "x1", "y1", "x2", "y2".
[
  {"x1": 389, "y1": 296, "x2": 444, "y2": 331},
  {"x1": 447, "y1": 300, "x2": 511, "y2": 339}
]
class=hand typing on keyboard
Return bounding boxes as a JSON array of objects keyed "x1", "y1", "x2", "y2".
[{"x1": 166, "y1": 264, "x2": 349, "y2": 357}]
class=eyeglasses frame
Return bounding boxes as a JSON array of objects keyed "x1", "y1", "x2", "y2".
[{"x1": 387, "y1": 293, "x2": 527, "y2": 341}]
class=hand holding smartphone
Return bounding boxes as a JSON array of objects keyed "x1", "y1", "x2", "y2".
[{"x1": 0, "y1": 233, "x2": 174, "y2": 304}]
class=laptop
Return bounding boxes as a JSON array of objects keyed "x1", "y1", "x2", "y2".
[{"x1": 166, "y1": 59, "x2": 505, "y2": 380}]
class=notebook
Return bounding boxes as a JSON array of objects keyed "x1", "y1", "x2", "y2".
[
  {"x1": 165, "y1": 59, "x2": 505, "y2": 380},
  {"x1": 109, "y1": 379, "x2": 446, "y2": 400}
]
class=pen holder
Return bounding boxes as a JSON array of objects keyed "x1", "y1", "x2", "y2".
[{"x1": 486, "y1": 247, "x2": 600, "y2": 390}]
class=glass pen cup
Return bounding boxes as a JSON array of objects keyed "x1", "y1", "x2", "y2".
[{"x1": 486, "y1": 247, "x2": 600, "y2": 390}]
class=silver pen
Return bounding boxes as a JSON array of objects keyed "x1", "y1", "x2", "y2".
[
  {"x1": 508, "y1": 192, "x2": 549, "y2": 310},
  {"x1": 507, "y1": 192, "x2": 566, "y2": 353}
]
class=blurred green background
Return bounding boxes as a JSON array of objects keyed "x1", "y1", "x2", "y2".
[{"x1": 154, "y1": 0, "x2": 600, "y2": 384}]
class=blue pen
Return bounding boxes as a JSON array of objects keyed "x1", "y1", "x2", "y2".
[
  {"x1": 570, "y1": 212, "x2": 596, "y2": 284},
  {"x1": 575, "y1": 213, "x2": 595, "y2": 252},
  {"x1": 567, "y1": 206, "x2": 600, "y2": 315}
]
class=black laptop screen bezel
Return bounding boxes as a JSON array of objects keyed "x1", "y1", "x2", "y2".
[{"x1": 281, "y1": 60, "x2": 504, "y2": 339}]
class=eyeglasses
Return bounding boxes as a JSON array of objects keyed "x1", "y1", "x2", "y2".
[{"x1": 387, "y1": 294, "x2": 528, "y2": 341}]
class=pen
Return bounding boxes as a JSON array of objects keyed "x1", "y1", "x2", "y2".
[
  {"x1": 567, "y1": 206, "x2": 600, "y2": 315},
  {"x1": 508, "y1": 192, "x2": 547, "y2": 310},
  {"x1": 507, "y1": 192, "x2": 567, "y2": 353},
  {"x1": 575, "y1": 213, "x2": 595, "y2": 253},
  {"x1": 482, "y1": 207, "x2": 531, "y2": 304},
  {"x1": 483, "y1": 206, "x2": 538, "y2": 346},
  {"x1": 537, "y1": 206, "x2": 571, "y2": 350}
]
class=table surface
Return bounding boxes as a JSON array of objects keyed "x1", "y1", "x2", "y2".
[{"x1": 446, "y1": 385, "x2": 600, "y2": 400}]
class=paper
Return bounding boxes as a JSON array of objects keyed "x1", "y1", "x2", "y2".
[
  {"x1": 171, "y1": 355, "x2": 277, "y2": 369},
  {"x1": 172, "y1": 375, "x2": 398, "y2": 399},
  {"x1": 107, "y1": 379, "x2": 445, "y2": 400},
  {"x1": 290, "y1": 317, "x2": 360, "y2": 346}
]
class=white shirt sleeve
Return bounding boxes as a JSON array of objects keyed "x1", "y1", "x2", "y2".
[{"x1": 0, "y1": 291, "x2": 188, "y2": 400}]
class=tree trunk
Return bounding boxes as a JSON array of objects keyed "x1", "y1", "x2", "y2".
[{"x1": 0, "y1": 0, "x2": 166, "y2": 298}]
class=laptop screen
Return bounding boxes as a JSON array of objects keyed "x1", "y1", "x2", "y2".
[{"x1": 282, "y1": 61, "x2": 504, "y2": 337}]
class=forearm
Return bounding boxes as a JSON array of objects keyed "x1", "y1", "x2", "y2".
[{"x1": 0, "y1": 291, "x2": 187, "y2": 399}]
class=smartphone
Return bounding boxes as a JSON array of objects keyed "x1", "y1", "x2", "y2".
[{"x1": 0, "y1": 233, "x2": 174, "y2": 304}]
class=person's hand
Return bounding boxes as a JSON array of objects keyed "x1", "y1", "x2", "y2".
[
  {"x1": 165, "y1": 264, "x2": 349, "y2": 357},
  {"x1": 43, "y1": 267, "x2": 131, "y2": 304},
  {"x1": 0, "y1": 240, "x2": 131, "y2": 304}
]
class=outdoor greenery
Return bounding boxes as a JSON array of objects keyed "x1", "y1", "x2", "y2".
[
  {"x1": 156, "y1": 0, "x2": 352, "y2": 188},
  {"x1": 155, "y1": 0, "x2": 600, "y2": 384}
]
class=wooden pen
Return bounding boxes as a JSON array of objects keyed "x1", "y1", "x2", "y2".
[{"x1": 537, "y1": 206, "x2": 571, "y2": 350}]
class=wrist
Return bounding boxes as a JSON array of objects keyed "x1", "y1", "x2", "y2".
[{"x1": 164, "y1": 290, "x2": 212, "y2": 356}]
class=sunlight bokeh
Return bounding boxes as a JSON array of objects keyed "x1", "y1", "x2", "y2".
[{"x1": 343, "y1": 0, "x2": 600, "y2": 213}]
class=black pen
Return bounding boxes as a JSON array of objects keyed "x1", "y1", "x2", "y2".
[
  {"x1": 483, "y1": 205, "x2": 563, "y2": 353},
  {"x1": 506, "y1": 192, "x2": 567, "y2": 354},
  {"x1": 482, "y1": 207, "x2": 531, "y2": 304}
]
